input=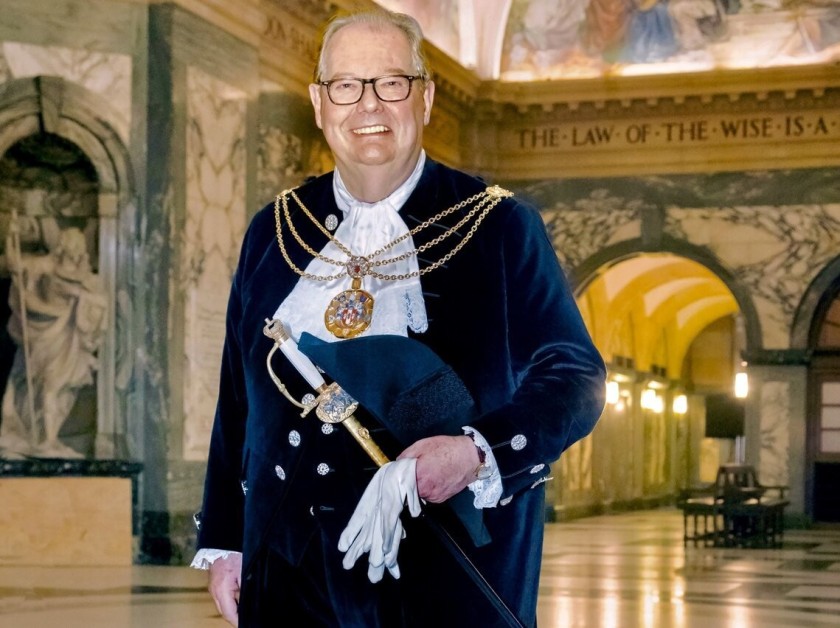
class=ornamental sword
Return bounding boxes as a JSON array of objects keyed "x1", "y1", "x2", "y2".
[{"x1": 263, "y1": 318, "x2": 388, "y2": 466}]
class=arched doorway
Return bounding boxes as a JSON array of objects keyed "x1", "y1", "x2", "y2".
[
  {"x1": 553, "y1": 251, "x2": 751, "y2": 516},
  {"x1": 807, "y1": 279, "x2": 840, "y2": 523}
]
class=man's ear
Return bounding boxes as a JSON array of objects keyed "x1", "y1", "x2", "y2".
[
  {"x1": 309, "y1": 83, "x2": 324, "y2": 129},
  {"x1": 423, "y1": 80, "x2": 435, "y2": 126}
]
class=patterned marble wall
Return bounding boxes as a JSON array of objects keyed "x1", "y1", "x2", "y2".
[
  {"x1": 757, "y1": 380, "x2": 791, "y2": 488},
  {"x1": 508, "y1": 168, "x2": 840, "y2": 350},
  {"x1": 257, "y1": 86, "x2": 330, "y2": 204},
  {"x1": 180, "y1": 68, "x2": 247, "y2": 461},
  {"x1": 667, "y1": 204, "x2": 840, "y2": 349}
]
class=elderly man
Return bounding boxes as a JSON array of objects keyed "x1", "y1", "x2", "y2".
[{"x1": 193, "y1": 8, "x2": 605, "y2": 627}]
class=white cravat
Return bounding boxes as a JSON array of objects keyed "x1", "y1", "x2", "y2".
[{"x1": 273, "y1": 153, "x2": 428, "y2": 343}]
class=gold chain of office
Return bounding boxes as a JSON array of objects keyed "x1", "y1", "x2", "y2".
[{"x1": 272, "y1": 184, "x2": 513, "y2": 283}]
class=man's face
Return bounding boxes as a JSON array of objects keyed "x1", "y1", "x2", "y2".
[{"x1": 309, "y1": 22, "x2": 434, "y2": 175}]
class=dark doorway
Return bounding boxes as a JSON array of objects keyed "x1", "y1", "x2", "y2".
[
  {"x1": 808, "y1": 279, "x2": 840, "y2": 523},
  {"x1": 814, "y1": 462, "x2": 840, "y2": 522}
]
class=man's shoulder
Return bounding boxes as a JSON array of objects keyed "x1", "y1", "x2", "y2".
[
  {"x1": 424, "y1": 160, "x2": 530, "y2": 210},
  {"x1": 250, "y1": 172, "x2": 334, "y2": 226},
  {"x1": 424, "y1": 159, "x2": 487, "y2": 194}
]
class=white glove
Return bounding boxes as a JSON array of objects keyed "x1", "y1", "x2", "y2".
[{"x1": 338, "y1": 458, "x2": 422, "y2": 583}]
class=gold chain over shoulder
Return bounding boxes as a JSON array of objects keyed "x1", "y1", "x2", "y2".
[{"x1": 273, "y1": 184, "x2": 513, "y2": 338}]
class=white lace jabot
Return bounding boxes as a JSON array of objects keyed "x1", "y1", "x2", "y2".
[{"x1": 273, "y1": 152, "x2": 429, "y2": 343}]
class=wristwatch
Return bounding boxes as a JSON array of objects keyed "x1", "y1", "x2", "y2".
[{"x1": 472, "y1": 442, "x2": 494, "y2": 481}]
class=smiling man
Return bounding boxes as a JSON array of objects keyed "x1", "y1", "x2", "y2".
[{"x1": 193, "y1": 8, "x2": 605, "y2": 628}]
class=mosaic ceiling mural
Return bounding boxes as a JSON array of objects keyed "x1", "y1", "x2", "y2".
[
  {"x1": 378, "y1": 0, "x2": 840, "y2": 80},
  {"x1": 502, "y1": 0, "x2": 840, "y2": 80}
]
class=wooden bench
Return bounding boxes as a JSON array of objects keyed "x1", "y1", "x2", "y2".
[{"x1": 678, "y1": 464, "x2": 789, "y2": 548}]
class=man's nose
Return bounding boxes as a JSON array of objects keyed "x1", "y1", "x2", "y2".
[{"x1": 357, "y1": 82, "x2": 382, "y2": 110}]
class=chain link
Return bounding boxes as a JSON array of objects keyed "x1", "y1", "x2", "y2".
[{"x1": 273, "y1": 184, "x2": 512, "y2": 282}]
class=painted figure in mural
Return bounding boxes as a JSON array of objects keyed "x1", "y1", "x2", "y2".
[
  {"x1": 622, "y1": 0, "x2": 679, "y2": 63},
  {"x1": 667, "y1": 0, "x2": 722, "y2": 51},
  {"x1": 509, "y1": 0, "x2": 590, "y2": 71},
  {"x1": 521, "y1": 0, "x2": 589, "y2": 52},
  {"x1": 193, "y1": 7, "x2": 605, "y2": 628},
  {"x1": 583, "y1": 0, "x2": 633, "y2": 58},
  {"x1": 0, "y1": 221, "x2": 107, "y2": 458}
]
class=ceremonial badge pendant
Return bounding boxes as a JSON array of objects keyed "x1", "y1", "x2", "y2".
[{"x1": 324, "y1": 256, "x2": 374, "y2": 338}]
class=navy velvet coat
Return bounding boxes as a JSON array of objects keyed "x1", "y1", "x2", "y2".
[{"x1": 197, "y1": 159, "x2": 606, "y2": 626}]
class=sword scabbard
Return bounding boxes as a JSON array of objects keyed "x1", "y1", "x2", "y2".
[{"x1": 341, "y1": 415, "x2": 390, "y2": 468}]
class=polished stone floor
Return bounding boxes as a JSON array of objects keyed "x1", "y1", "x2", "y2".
[{"x1": 1, "y1": 508, "x2": 839, "y2": 627}]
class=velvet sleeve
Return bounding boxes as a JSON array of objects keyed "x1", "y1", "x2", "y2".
[
  {"x1": 194, "y1": 228, "x2": 251, "y2": 552},
  {"x1": 467, "y1": 200, "x2": 606, "y2": 500}
]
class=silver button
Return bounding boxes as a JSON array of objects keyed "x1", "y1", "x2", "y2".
[
  {"x1": 511, "y1": 434, "x2": 527, "y2": 451},
  {"x1": 316, "y1": 463, "x2": 330, "y2": 476},
  {"x1": 325, "y1": 214, "x2": 338, "y2": 231},
  {"x1": 531, "y1": 476, "x2": 552, "y2": 489},
  {"x1": 289, "y1": 430, "x2": 301, "y2": 447},
  {"x1": 321, "y1": 424, "x2": 334, "y2": 435},
  {"x1": 275, "y1": 465, "x2": 286, "y2": 480},
  {"x1": 530, "y1": 464, "x2": 545, "y2": 474}
]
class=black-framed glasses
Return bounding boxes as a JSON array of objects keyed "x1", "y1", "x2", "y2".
[{"x1": 319, "y1": 74, "x2": 423, "y2": 105}]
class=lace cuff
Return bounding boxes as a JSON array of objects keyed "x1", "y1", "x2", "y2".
[
  {"x1": 190, "y1": 548, "x2": 242, "y2": 570},
  {"x1": 462, "y1": 426, "x2": 503, "y2": 508}
]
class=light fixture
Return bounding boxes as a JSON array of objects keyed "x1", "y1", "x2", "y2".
[
  {"x1": 652, "y1": 394, "x2": 664, "y2": 414},
  {"x1": 606, "y1": 381, "x2": 620, "y2": 405},
  {"x1": 673, "y1": 394, "x2": 688, "y2": 415},
  {"x1": 640, "y1": 387, "x2": 665, "y2": 413},
  {"x1": 734, "y1": 372, "x2": 748, "y2": 399}
]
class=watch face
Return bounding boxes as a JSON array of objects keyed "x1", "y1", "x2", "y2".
[{"x1": 475, "y1": 462, "x2": 493, "y2": 481}]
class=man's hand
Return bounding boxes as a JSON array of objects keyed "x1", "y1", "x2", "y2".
[
  {"x1": 208, "y1": 552, "x2": 242, "y2": 626},
  {"x1": 397, "y1": 435, "x2": 480, "y2": 503}
]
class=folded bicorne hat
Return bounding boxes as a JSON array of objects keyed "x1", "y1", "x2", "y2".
[{"x1": 298, "y1": 332, "x2": 491, "y2": 547}]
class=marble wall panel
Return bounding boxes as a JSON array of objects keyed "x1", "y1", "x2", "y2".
[
  {"x1": 758, "y1": 380, "x2": 791, "y2": 488},
  {"x1": 668, "y1": 204, "x2": 840, "y2": 349},
  {"x1": 536, "y1": 191, "x2": 643, "y2": 268},
  {"x1": 181, "y1": 67, "x2": 247, "y2": 461},
  {"x1": 559, "y1": 432, "x2": 593, "y2": 499},
  {"x1": 643, "y1": 411, "x2": 668, "y2": 489},
  {"x1": 0, "y1": 42, "x2": 131, "y2": 144},
  {"x1": 257, "y1": 88, "x2": 330, "y2": 204}
]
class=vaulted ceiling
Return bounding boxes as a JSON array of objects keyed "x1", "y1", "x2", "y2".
[
  {"x1": 578, "y1": 254, "x2": 739, "y2": 380},
  {"x1": 378, "y1": 0, "x2": 840, "y2": 81}
]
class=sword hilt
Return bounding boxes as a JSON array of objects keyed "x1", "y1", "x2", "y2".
[{"x1": 265, "y1": 319, "x2": 390, "y2": 467}]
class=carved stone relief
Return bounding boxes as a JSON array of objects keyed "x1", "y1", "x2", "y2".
[{"x1": 0, "y1": 134, "x2": 105, "y2": 458}]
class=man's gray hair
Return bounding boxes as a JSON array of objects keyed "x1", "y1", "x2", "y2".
[{"x1": 314, "y1": 9, "x2": 430, "y2": 83}]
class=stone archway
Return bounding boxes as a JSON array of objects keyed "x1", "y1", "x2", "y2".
[
  {"x1": 0, "y1": 75, "x2": 136, "y2": 458},
  {"x1": 572, "y1": 236, "x2": 762, "y2": 355},
  {"x1": 792, "y1": 255, "x2": 840, "y2": 522},
  {"x1": 560, "y1": 240, "x2": 762, "y2": 513}
]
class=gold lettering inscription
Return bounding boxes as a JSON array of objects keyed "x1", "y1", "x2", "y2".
[
  {"x1": 513, "y1": 111, "x2": 838, "y2": 151},
  {"x1": 264, "y1": 16, "x2": 319, "y2": 61}
]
